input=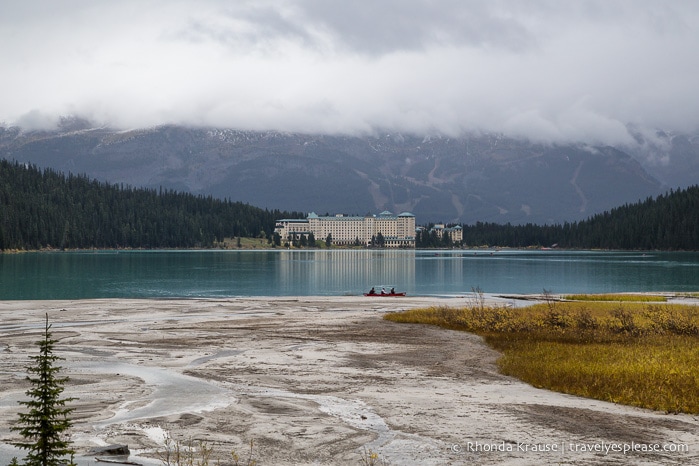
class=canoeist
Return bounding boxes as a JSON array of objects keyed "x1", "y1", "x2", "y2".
[{"x1": 364, "y1": 287, "x2": 405, "y2": 297}]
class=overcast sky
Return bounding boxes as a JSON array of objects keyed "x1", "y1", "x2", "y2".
[{"x1": 1, "y1": 0, "x2": 698, "y2": 144}]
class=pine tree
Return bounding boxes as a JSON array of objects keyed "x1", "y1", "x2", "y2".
[{"x1": 11, "y1": 314, "x2": 76, "y2": 466}]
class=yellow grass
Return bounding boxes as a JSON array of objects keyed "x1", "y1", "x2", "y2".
[
  {"x1": 563, "y1": 293, "x2": 667, "y2": 302},
  {"x1": 384, "y1": 301, "x2": 699, "y2": 413},
  {"x1": 216, "y1": 237, "x2": 272, "y2": 249}
]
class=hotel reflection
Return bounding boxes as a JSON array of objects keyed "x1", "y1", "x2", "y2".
[{"x1": 276, "y1": 250, "x2": 416, "y2": 295}]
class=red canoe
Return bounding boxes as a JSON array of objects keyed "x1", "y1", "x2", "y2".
[{"x1": 364, "y1": 292, "x2": 406, "y2": 297}]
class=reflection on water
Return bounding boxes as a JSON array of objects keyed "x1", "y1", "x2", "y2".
[
  {"x1": 0, "y1": 249, "x2": 697, "y2": 299},
  {"x1": 276, "y1": 249, "x2": 415, "y2": 295}
]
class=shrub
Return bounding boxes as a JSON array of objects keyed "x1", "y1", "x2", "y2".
[
  {"x1": 573, "y1": 307, "x2": 599, "y2": 331},
  {"x1": 610, "y1": 306, "x2": 639, "y2": 335},
  {"x1": 158, "y1": 435, "x2": 256, "y2": 466}
]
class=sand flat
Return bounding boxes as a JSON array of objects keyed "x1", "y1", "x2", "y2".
[{"x1": 1, "y1": 297, "x2": 697, "y2": 465}]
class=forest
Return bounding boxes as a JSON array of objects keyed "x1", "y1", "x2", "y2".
[
  {"x1": 454, "y1": 185, "x2": 699, "y2": 250},
  {"x1": 2, "y1": 160, "x2": 698, "y2": 251},
  {"x1": 0, "y1": 160, "x2": 303, "y2": 250}
]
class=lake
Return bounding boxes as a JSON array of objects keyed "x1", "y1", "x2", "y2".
[{"x1": 1, "y1": 249, "x2": 698, "y2": 300}]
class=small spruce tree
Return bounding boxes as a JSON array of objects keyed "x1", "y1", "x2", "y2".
[{"x1": 11, "y1": 313, "x2": 76, "y2": 466}]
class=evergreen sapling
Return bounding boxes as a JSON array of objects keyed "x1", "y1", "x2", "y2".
[{"x1": 11, "y1": 314, "x2": 76, "y2": 466}]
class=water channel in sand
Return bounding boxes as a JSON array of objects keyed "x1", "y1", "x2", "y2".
[
  {"x1": 1, "y1": 344, "x2": 422, "y2": 466},
  {"x1": 1, "y1": 302, "x2": 440, "y2": 465},
  {"x1": 2, "y1": 297, "x2": 699, "y2": 465}
]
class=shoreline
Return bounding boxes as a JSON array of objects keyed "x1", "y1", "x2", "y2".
[{"x1": 1, "y1": 297, "x2": 698, "y2": 465}]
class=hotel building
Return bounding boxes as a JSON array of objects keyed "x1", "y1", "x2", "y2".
[
  {"x1": 429, "y1": 224, "x2": 464, "y2": 243},
  {"x1": 275, "y1": 211, "x2": 416, "y2": 248}
]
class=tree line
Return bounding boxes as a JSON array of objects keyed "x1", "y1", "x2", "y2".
[
  {"x1": 457, "y1": 185, "x2": 699, "y2": 250},
  {"x1": 3, "y1": 159, "x2": 698, "y2": 251},
  {"x1": 0, "y1": 160, "x2": 303, "y2": 251}
]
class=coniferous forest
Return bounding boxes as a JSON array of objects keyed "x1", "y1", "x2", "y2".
[
  {"x1": 0, "y1": 160, "x2": 302, "y2": 250},
  {"x1": 457, "y1": 186, "x2": 699, "y2": 250},
  {"x1": 2, "y1": 159, "x2": 698, "y2": 251}
]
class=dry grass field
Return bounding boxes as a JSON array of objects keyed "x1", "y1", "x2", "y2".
[{"x1": 385, "y1": 295, "x2": 699, "y2": 414}]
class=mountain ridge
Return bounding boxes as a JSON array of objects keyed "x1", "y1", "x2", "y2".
[{"x1": 2, "y1": 123, "x2": 695, "y2": 224}]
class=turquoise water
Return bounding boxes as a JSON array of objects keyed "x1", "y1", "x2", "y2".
[{"x1": 1, "y1": 249, "x2": 698, "y2": 300}]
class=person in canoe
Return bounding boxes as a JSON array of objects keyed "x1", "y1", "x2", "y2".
[{"x1": 365, "y1": 286, "x2": 405, "y2": 296}]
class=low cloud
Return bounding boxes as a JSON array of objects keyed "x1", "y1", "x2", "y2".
[
  {"x1": 13, "y1": 110, "x2": 61, "y2": 131},
  {"x1": 1, "y1": 0, "x2": 698, "y2": 145}
]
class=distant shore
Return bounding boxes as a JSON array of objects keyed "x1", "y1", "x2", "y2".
[
  {"x1": 5, "y1": 243, "x2": 699, "y2": 255},
  {"x1": 1, "y1": 296, "x2": 698, "y2": 465}
]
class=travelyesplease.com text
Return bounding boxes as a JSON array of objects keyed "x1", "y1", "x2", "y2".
[{"x1": 452, "y1": 441, "x2": 688, "y2": 455}]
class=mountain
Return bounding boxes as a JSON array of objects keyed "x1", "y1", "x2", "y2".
[
  {"x1": 0, "y1": 122, "x2": 674, "y2": 224},
  {"x1": 624, "y1": 130, "x2": 699, "y2": 190}
]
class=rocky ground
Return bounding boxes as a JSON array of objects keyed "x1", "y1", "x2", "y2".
[{"x1": 1, "y1": 297, "x2": 697, "y2": 465}]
